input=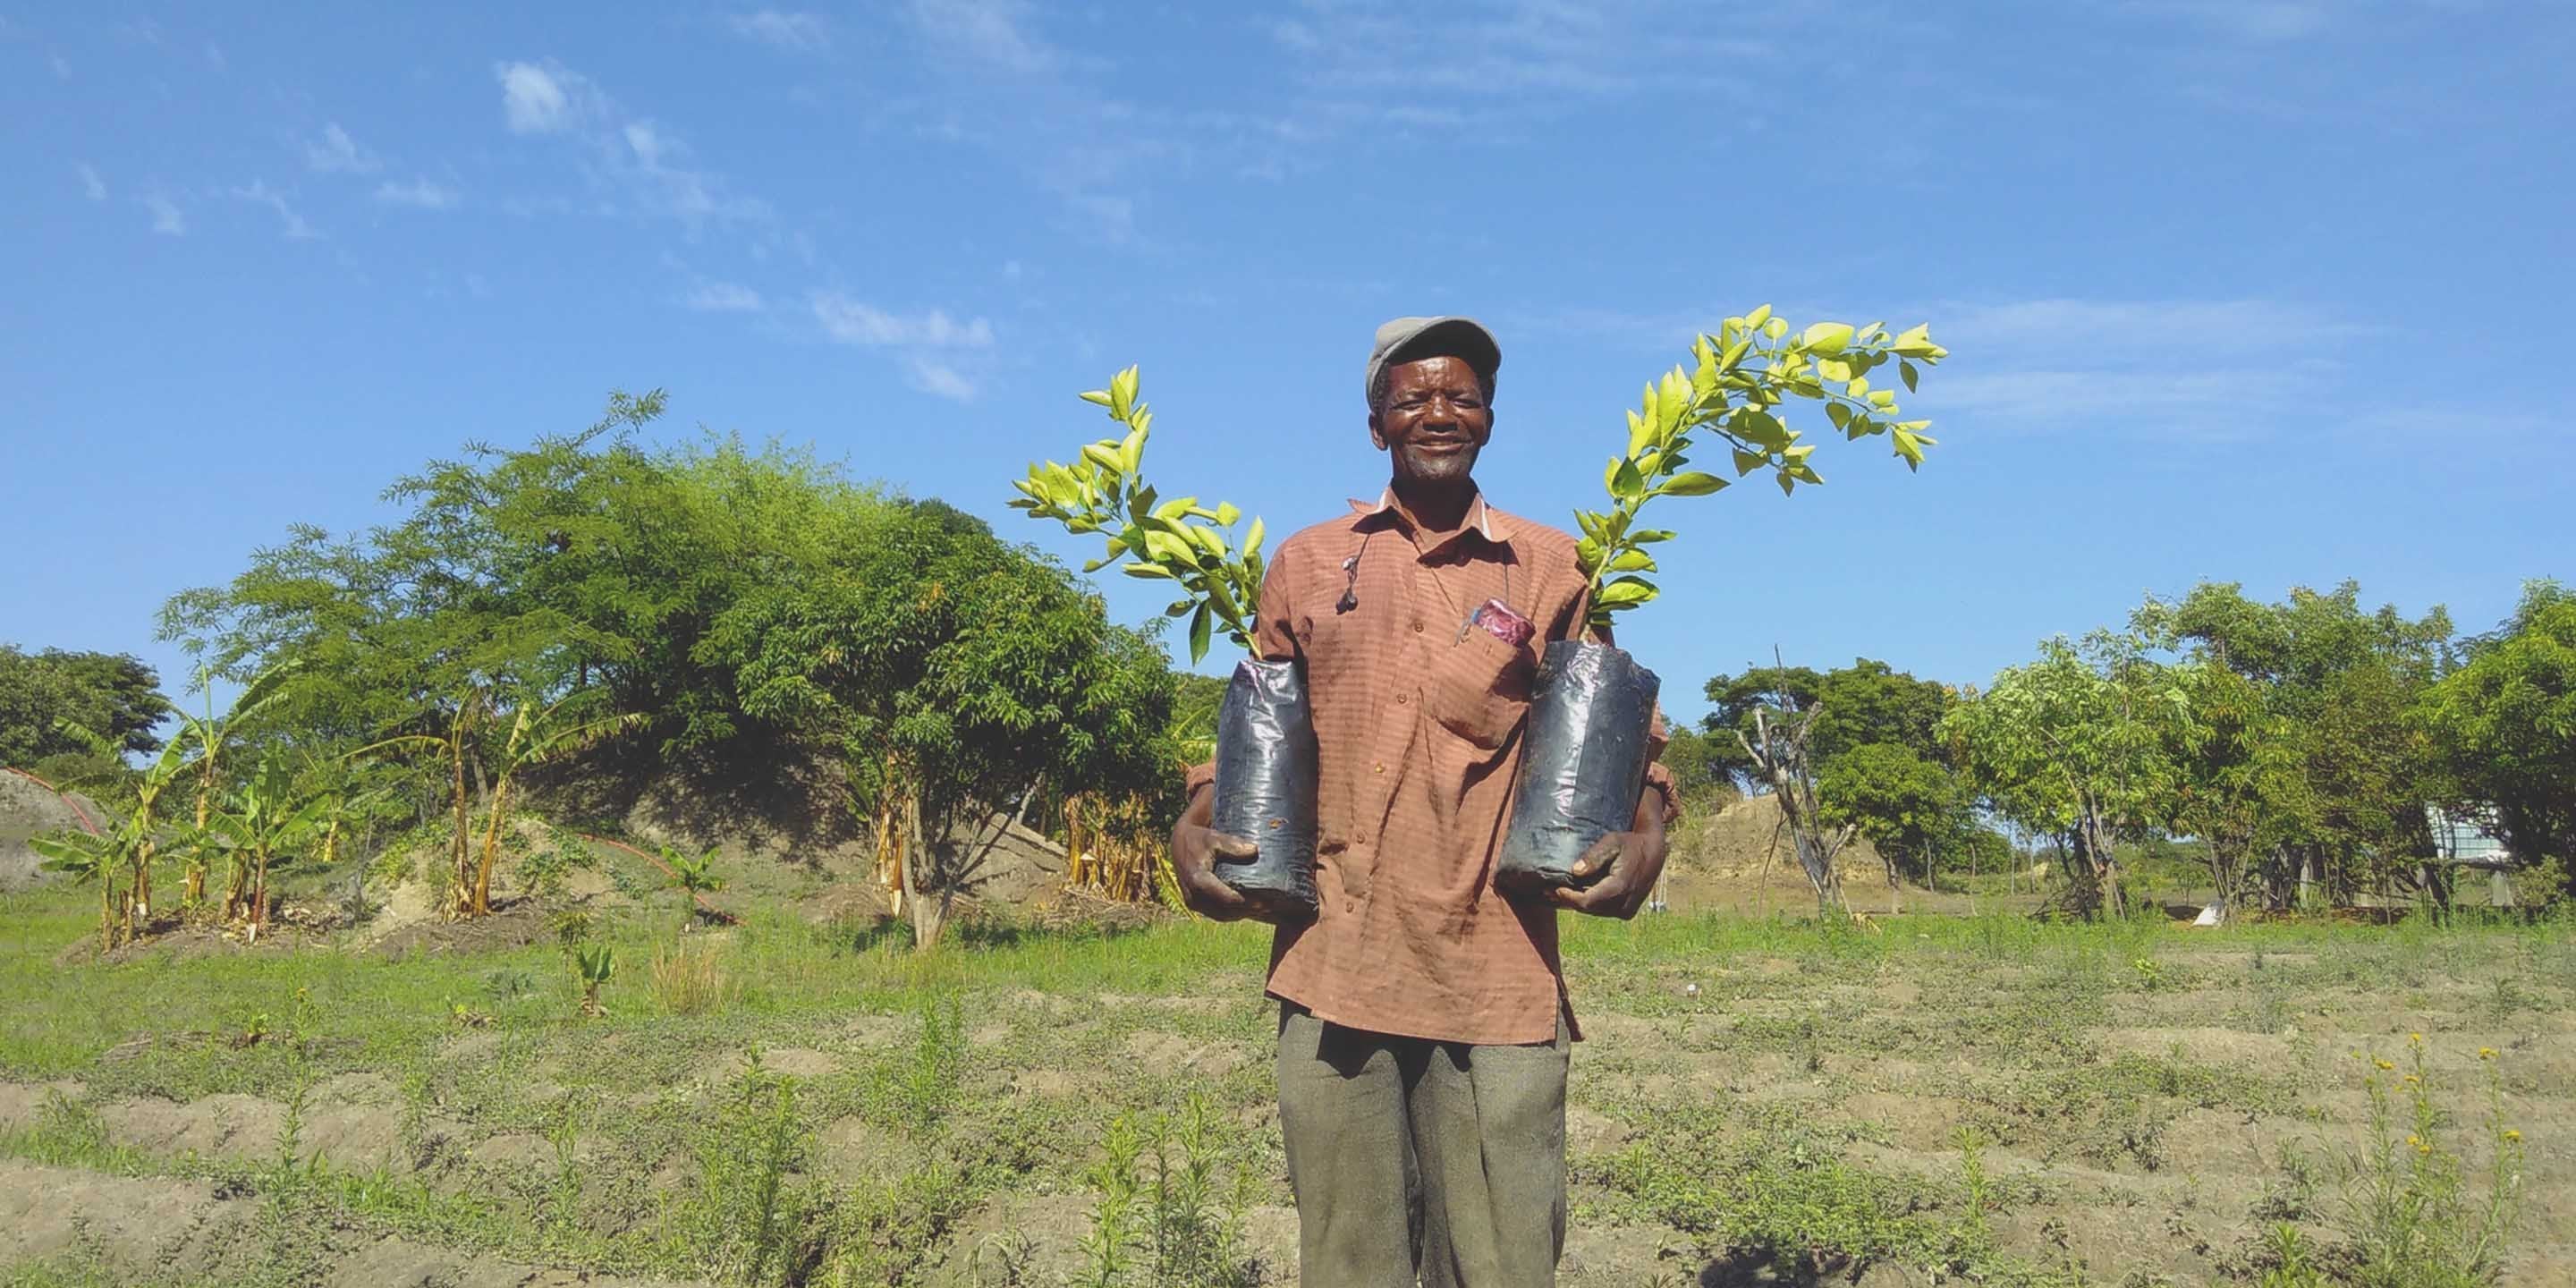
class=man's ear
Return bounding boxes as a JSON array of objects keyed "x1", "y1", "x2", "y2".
[{"x1": 1368, "y1": 410, "x2": 1388, "y2": 452}]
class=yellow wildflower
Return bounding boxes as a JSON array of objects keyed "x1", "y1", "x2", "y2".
[
  {"x1": 2409, "y1": 1031, "x2": 2424, "y2": 1045},
  {"x1": 2402, "y1": 1074, "x2": 2420, "y2": 1085},
  {"x1": 2375, "y1": 1059, "x2": 2395, "y2": 1071},
  {"x1": 2503, "y1": 1129, "x2": 2522, "y2": 1143},
  {"x1": 2479, "y1": 1047, "x2": 2499, "y2": 1060}
]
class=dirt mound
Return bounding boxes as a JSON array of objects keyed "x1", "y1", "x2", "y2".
[
  {"x1": 527, "y1": 744, "x2": 1077, "y2": 919},
  {"x1": 527, "y1": 743, "x2": 874, "y2": 878},
  {"x1": 0, "y1": 769, "x2": 109, "y2": 891},
  {"x1": 1661, "y1": 792, "x2": 1896, "y2": 912}
]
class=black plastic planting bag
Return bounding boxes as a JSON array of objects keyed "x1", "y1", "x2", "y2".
[
  {"x1": 1498, "y1": 640, "x2": 1661, "y2": 893},
  {"x1": 1210, "y1": 658, "x2": 1320, "y2": 919}
]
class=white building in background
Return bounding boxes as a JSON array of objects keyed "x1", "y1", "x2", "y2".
[{"x1": 2427, "y1": 805, "x2": 2515, "y2": 904}]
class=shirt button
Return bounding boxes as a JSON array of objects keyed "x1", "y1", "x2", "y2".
[
  {"x1": 1373, "y1": 762, "x2": 1385, "y2": 775},
  {"x1": 1411, "y1": 620, "x2": 1425, "y2": 633},
  {"x1": 1395, "y1": 692, "x2": 1410, "y2": 705}
]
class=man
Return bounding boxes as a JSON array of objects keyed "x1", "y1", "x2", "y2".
[{"x1": 1169, "y1": 317, "x2": 1678, "y2": 1288}]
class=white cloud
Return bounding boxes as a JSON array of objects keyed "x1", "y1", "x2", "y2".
[
  {"x1": 206, "y1": 41, "x2": 226, "y2": 71},
  {"x1": 229, "y1": 180, "x2": 320, "y2": 240},
  {"x1": 496, "y1": 60, "x2": 594, "y2": 134},
  {"x1": 305, "y1": 123, "x2": 381, "y2": 174},
  {"x1": 144, "y1": 193, "x2": 185, "y2": 236},
  {"x1": 907, "y1": 360, "x2": 979, "y2": 402},
  {"x1": 728, "y1": 10, "x2": 830, "y2": 52},
  {"x1": 50, "y1": 50, "x2": 71, "y2": 79},
  {"x1": 495, "y1": 60, "x2": 769, "y2": 232},
  {"x1": 813, "y1": 294, "x2": 995, "y2": 348},
  {"x1": 1921, "y1": 297, "x2": 2367, "y2": 439},
  {"x1": 812, "y1": 293, "x2": 995, "y2": 402},
  {"x1": 683, "y1": 281, "x2": 765, "y2": 312},
  {"x1": 77, "y1": 164, "x2": 106, "y2": 201},
  {"x1": 375, "y1": 177, "x2": 460, "y2": 208},
  {"x1": 907, "y1": 0, "x2": 1057, "y2": 72},
  {"x1": 623, "y1": 122, "x2": 665, "y2": 166}
]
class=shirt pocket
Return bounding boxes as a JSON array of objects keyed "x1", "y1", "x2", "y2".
[{"x1": 1422, "y1": 625, "x2": 1537, "y2": 750}]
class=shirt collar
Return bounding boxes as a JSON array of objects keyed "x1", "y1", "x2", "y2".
[{"x1": 1347, "y1": 487, "x2": 1511, "y2": 547}]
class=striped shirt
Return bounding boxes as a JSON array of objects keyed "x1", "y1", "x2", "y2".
[{"x1": 1187, "y1": 490, "x2": 1675, "y2": 1046}]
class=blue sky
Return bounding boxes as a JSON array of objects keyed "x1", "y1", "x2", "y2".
[{"x1": 4, "y1": 2, "x2": 2570, "y2": 723}]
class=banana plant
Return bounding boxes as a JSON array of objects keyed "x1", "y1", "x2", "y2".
[
  {"x1": 29, "y1": 822, "x2": 134, "y2": 952},
  {"x1": 659, "y1": 843, "x2": 724, "y2": 929},
  {"x1": 1576, "y1": 308, "x2": 1948, "y2": 630},
  {"x1": 172, "y1": 662, "x2": 297, "y2": 907},
  {"x1": 1007, "y1": 367, "x2": 1266, "y2": 664},
  {"x1": 574, "y1": 945, "x2": 615, "y2": 1018},
  {"x1": 44, "y1": 721, "x2": 193, "y2": 936},
  {"x1": 206, "y1": 752, "x2": 331, "y2": 939},
  {"x1": 358, "y1": 688, "x2": 640, "y2": 918}
]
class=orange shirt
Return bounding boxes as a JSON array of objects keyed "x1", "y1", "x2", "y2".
[{"x1": 1187, "y1": 491, "x2": 1675, "y2": 1046}]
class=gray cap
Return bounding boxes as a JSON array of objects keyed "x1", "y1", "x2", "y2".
[{"x1": 1365, "y1": 316, "x2": 1501, "y2": 405}]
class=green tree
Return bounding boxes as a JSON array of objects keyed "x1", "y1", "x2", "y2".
[
  {"x1": 1945, "y1": 632, "x2": 2185, "y2": 919},
  {"x1": 2419, "y1": 581, "x2": 2576, "y2": 893},
  {"x1": 713, "y1": 500, "x2": 1179, "y2": 948},
  {"x1": 2136, "y1": 580, "x2": 2452, "y2": 904},
  {"x1": 2155, "y1": 660, "x2": 2301, "y2": 922},
  {"x1": 0, "y1": 646, "x2": 167, "y2": 766},
  {"x1": 1816, "y1": 741, "x2": 1970, "y2": 901},
  {"x1": 1700, "y1": 658, "x2": 1953, "y2": 790}
]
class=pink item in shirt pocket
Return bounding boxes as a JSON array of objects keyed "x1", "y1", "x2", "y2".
[{"x1": 1470, "y1": 598, "x2": 1535, "y2": 648}]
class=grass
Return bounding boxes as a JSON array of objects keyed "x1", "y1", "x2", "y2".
[{"x1": 2, "y1": 881, "x2": 2571, "y2": 1285}]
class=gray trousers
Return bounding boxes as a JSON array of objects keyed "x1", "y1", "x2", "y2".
[{"x1": 1275, "y1": 1006, "x2": 1570, "y2": 1288}]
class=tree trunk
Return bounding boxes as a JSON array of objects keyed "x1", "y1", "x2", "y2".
[
  {"x1": 2070, "y1": 811, "x2": 2124, "y2": 919},
  {"x1": 250, "y1": 847, "x2": 269, "y2": 936},
  {"x1": 451, "y1": 741, "x2": 473, "y2": 918},
  {"x1": 900, "y1": 793, "x2": 947, "y2": 950},
  {"x1": 473, "y1": 778, "x2": 511, "y2": 915},
  {"x1": 131, "y1": 836, "x2": 152, "y2": 924},
  {"x1": 2296, "y1": 850, "x2": 2317, "y2": 909}
]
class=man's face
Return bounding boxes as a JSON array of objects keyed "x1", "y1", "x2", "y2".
[{"x1": 1370, "y1": 354, "x2": 1493, "y2": 488}]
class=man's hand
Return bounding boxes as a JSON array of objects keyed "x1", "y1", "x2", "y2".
[
  {"x1": 1549, "y1": 790, "x2": 1670, "y2": 919},
  {"x1": 1170, "y1": 784, "x2": 1265, "y2": 922}
]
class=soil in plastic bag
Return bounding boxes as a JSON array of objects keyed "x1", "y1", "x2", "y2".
[
  {"x1": 1211, "y1": 658, "x2": 1320, "y2": 919},
  {"x1": 1497, "y1": 640, "x2": 1661, "y2": 894}
]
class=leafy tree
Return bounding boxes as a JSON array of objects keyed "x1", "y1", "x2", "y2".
[
  {"x1": 0, "y1": 646, "x2": 167, "y2": 765},
  {"x1": 1700, "y1": 659, "x2": 1953, "y2": 790},
  {"x1": 2154, "y1": 661, "x2": 2301, "y2": 922},
  {"x1": 713, "y1": 500, "x2": 1179, "y2": 948},
  {"x1": 1945, "y1": 632, "x2": 2184, "y2": 919},
  {"x1": 2135, "y1": 580, "x2": 2452, "y2": 904},
  {"x1": 2419, "y1": 581, "x2": 2576, "y2": 893},
  {"x1": 1816, "y1": 741, "x2": 1970, "y2": 899}
]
